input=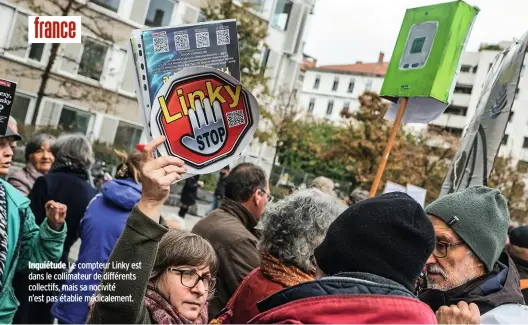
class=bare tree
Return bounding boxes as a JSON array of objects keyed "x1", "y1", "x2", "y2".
[{"x1": 1, "y1": 0, "x2": 123, "y2": 124}]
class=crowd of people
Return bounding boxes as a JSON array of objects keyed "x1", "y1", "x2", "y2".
[{"x1": 0, "y1": 124, "x2": 527, "y2": 324}]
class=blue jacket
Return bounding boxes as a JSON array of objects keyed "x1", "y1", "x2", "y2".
[
  {"x1": 0, "y1": 179, "x2": 66, "y2": 324},
  {"x1": 51, "y1": 178, "x2": 142, "y2": 324}
]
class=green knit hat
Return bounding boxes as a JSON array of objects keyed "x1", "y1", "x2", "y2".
[{"x1": 425, "y1": 186, "x2": 510, "y2": 271}]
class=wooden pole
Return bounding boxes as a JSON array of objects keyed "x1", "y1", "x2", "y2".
[{"x1": 369, "y1": 97, "x2": 409, "y2": 197}]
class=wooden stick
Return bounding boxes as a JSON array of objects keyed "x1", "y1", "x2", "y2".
[{"x1": 369, "y1": 97, "x2": 408, "y2": 197}]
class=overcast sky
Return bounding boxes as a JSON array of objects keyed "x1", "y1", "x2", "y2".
[{"x1": 304, "y1": 0, "x2": 528, "y2": 66}]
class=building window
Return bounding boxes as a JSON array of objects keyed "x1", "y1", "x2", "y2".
[
  {"x1": 365, "y1": 80, "x2": 372, "y2": 92},
  {"x1": 114, "y1": 121, "x2": 142, "y2": 150},
  {"x1": 348, "y1": 80, "x2": 355, "y2": 93},
  {"x1": 308, "y1": 98, "x2": 315, "y2": 112},
  {"x1": 78, "y1": 38, "x2": 108, "y2": 81},
  {"x1": 454, "y1": 85, "x2": 472, "y2": 94},
  {"x1": 145, "y1": 0, "x2": 174, "y2": 27},
  {"x1": 271, "y1": 0, "x2": 293, "y2": 31},
  {"x1": 332, "y1": 78, "x2": 339, "y2": 91},
  {"x1": 92, "y1": 0, "x2": 120, "y2": 12},
  {"x1": 313, "y1": 76, "x2": 320, "y2": 89},
  {"x1": 11, "y1": 93, "x2": 33, "y2": 124},
  {"x1": 298, "y1": 73, "x2": 304, "y2": 82},
  {"x1": 460, "y1": 65, "x2": 472, "y2": 72},
  {"x1": 523, "y1": 137, "x2": 528, "y2": 149},
  {"x1": 326, "y1": 100, "x2": 334, "y2": 116},
  {"x1": 28, "y1": 44, "x2": 45, "y2": 62},
  {"x1": 343, "y1": 101, "x2": 350, "y2": 113},
  {"x1": 473, "y1": 65, "x2": 478, "y2": 73},
  {"x1": 444, "y1": 105, "x2": 468, "y2": 116},
  {"x1": 501, "y1": 134, "x2": 508, "y2": 145},
  {"x1": 58, "y1": 106, "x2": 94, "y2": 135}
]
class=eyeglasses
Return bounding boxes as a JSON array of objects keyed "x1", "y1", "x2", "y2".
[
  {"x1": 259, "y1": 189, "x2": 274, "y2": 203},
  {"x1": 433, "y1": 241, "x2": 465, "y2": 258},
  {"x1": 167, "y1": 268, "x2": 216, "y2": 291}
]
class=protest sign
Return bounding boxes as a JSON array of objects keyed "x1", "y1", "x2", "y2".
[
  {"x1": 369, "y1": 0, "x2": 479, "y2": 197},
  {"x1": 440, "y1": 31, "x2": 528, "y2": 196},
  {"x1": 128, "y1": 20, "x2": 259, "y2": 179},
  {"x1": 382, "y1": 1, "x2": 479, "y2": 124},
  {"x1": 0, "y1": 78, "x2": 16, "y2": 135}
]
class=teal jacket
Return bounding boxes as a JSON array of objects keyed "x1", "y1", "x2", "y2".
[{"x1": 0, "y1": 179, "x2": 67, "y2": 324}]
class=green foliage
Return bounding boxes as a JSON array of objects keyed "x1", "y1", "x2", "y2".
[
  {"x1": 277, "y1": 92, "x2": 459, "y2": 202},
  {"x1": 200, "y1": 172, "x2": 220, "y2": 193},
  {"x1": 91, "y1": 140, "x2": 121, "y2": 166}
]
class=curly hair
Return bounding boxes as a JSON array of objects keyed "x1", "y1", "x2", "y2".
[{"x1": 257, "y1": 188, "x2": 346, "y2": 273}]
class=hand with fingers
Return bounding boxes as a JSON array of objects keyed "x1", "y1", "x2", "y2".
[
  {"x1": 436, "y1": 301, "x2": 480, "y2": 324},
  {"x1": 136, "y1": 135, "x2": 187, "y2": 222},
  {"x1": 181, "y1": 98, "x2": 227, "y2": 155},
  {"x1": 45, "y1": 200, "x2": 67, "y2": 231}
]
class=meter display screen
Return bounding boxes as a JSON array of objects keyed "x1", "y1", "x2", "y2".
[
  {"x1": 399, "y1": 21, "x2": 438, "y2": 70},
  {"x1": 410, "y1": 37, "x2": 426, "y2": 54}
]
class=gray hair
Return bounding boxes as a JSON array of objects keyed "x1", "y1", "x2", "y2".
[
  {"x1": 257, "y1": 188, "x2": 346, "y2": 273},
  {"x1": 311, "y1": 176, "x2": 335, "y2": 195},
  {"x1": 25, "y1": 133, "x2": 55, "y2": 161},
  {"x1": 51, "y1": 133, "x2": 94, "y2": 170}
]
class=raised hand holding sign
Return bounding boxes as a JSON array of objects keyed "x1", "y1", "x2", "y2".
[{"x1": 181, "y1": 98, "x2": 227, "y2": 155}]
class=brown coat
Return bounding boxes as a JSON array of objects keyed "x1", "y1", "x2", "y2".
[{"x1": 192, "y1": 199, "x2": 260, "y2": 318}]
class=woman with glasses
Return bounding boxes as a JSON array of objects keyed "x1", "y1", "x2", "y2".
[{"x1": 88, "y1": 136, "x2": 218, "y2": 324}]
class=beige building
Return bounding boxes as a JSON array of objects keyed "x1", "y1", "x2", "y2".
[{"x1": 0, "y1": 0, "x2": 204, "y2": 150}]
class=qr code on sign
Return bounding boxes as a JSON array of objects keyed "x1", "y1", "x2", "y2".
[
  {"x1": 196, "y1": 32, "x2": 210, "y2": 48},
  {"x1": 226, "y1": 110, "x2": 245, "y2": 128},
  {"x1": 153, "y1": 35, "x2": 169, "y2": 53},
  {"x1": 174, "y1": 34, "x2": 190, "y2": 51},
  {"x1": 216, "y1": 29, "x2": 230, "y2": 46}
]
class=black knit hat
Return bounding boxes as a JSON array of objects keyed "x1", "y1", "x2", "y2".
[
  {"x1": 510, "y1": 226, "x2": 528, "y2": 249},
  {"x1": 314, "y1": 192, "x2": 435, "y2": 292}
]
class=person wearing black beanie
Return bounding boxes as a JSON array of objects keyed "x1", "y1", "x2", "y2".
[
  {"x1": 508, "y1": 225, "x2": 528, "y2": 302},
  {"x1": 249, "y1": 192, "x2": 438, "y2": 324}
]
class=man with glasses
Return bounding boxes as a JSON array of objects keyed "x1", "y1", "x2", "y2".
[
  {"x1": 192, "y1": 162, "x2": 270, "y2": 318},
  {"x1": 419, "y1": 186, "x2": 528, "y2": 324}
]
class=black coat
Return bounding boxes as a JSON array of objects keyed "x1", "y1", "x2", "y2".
[
  {"x1": 29, "y1": 168, "x2": 97, "y2": 262},
  {"x1": 511, "y1": 255, "x2": 528, "y2": 302},
  {"x1": 214, "y1": 171, "x2": 228, "y2": 198},
  {"x1": 180, "y1": 175, "x2": 200, "y2": 206},
  {"x1": 12, "y1": 167, "x2": 98, "y2": 324}
]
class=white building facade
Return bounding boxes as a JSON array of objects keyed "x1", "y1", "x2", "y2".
[
  {"x1": 299, "y1": 53, "x2": 387, "y2": 123},
  {"x1": 1, "y1": 0, "x2": 206, "y2": 151},
  {"x1": 0, "y1": 0, "x2": 314, "y2": 177},
  {"x1": 428, "y1": 42, "x2": 528, "y2": 170},
  {"x1": 232, "y1": 0, "x2": 317, "y2": 176}
]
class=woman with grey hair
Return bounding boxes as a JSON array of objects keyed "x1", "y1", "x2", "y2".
[
  {"x1": 12, "y1": 133, "x2": 98, "y2": 324},
  {"x1": 8, "y1": 133, "x2": 55, "y2": 195},
  {"x1": 212, "y1": 188, "x2": 346, "y2": 324}
]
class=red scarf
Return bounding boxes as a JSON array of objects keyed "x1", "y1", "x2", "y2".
[{"x1": 144, "y1": 281, "x2": 208, "y2": 324}]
